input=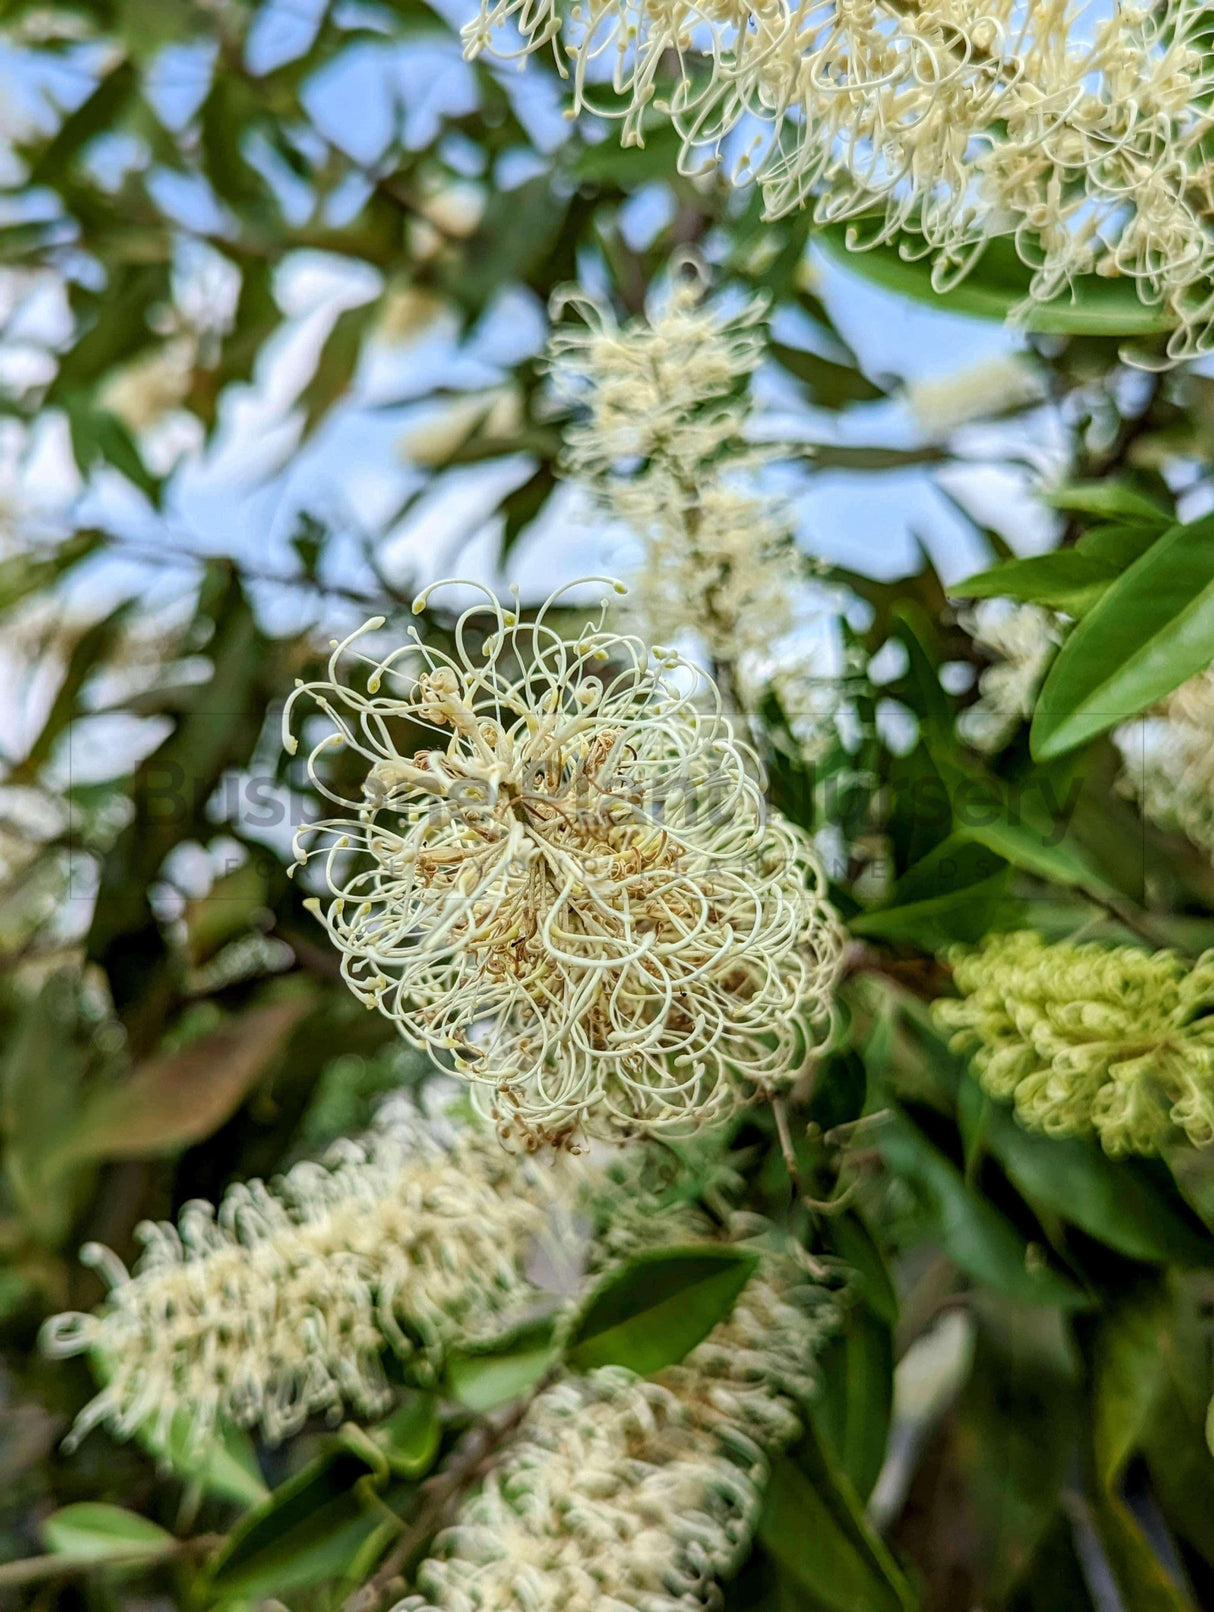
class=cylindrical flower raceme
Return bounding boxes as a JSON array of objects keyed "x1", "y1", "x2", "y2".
[
  {"x1": 41, "y1": 1114, "x2": 557, "y2": 1450},
  {"x1": 397, "y1": 1262, "x2": 833, "y2": 1612},
  {"x1": 935, "y1": 931, "x2": 1214, "y2": 1155},
  {"x1": 957, "y1": 600, "x2": 1061, "y2": 754},
  {"x1": 465, "y1": 0, "x2": 1214, "y2": 361},
  {"x1": 1117, "y1": 665, "x2": 1214, "y2": 863},
  {"x1": 548, "y1": 281, "x2": 830, "y2": 719},
  {"x1": 284, "y1": 580, "x2": 844, "y2": 1149}
]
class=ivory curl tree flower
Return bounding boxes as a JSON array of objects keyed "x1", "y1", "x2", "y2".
[
  {"x1": 935, "y1": 930, "x2": 1214, "y2": 1155},
  {"x1": 464, "y1": 0, "x2": 1214, "y2": 359},
  {"x1": 284, "y1": 580, "x2": 844, "y2": 1148},
  {"x1": 41, "y1": 1113, "x2": 558, "y2": 1449},
  {"x1": 1117, "y1": 664, "x2": 1214, "y2": 864},
  {"x1": 548, "y1": 275, "x2": 832, "y2": 726},
  {"x1": 401, "y1": 1258, "x2": 832, "y2": 1612}
]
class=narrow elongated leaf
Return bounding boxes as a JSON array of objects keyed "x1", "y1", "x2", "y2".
[
  {"x1": 53, "y1": 997, "x2": 309, "y2": 1166},
  {"x1": 28, "y1": 60, "x2": 137, "y2": 186},
  {"x1": 760, "y1": 1427, "x2": 917, "y2": 1612},
  {"x1": 818, "y1": 226, "x2": 1175, "y2": 336},
  {"x1": 1032, "y1": 512, "x2": 1214, "y2": 760},
  {"x1": 446, "y1": 1316, "x2": 557, "y2": 1412},
  {"x1": 564, "y1": 1245, "x2": 760, "y2": 1376},
  {"x1": 1046, "y1": 483, "x2": 1171, "y2": 524},
  {"x1": 770, "y1": 340, "x2": 885, "y2": 405},
  {"x1": 43, "y1": 1504, "x2": 174, "y2": 1565},
  {"x1": 950, "y1": 550, "x2": 1116, "y2": 612},
  {"x1": 877, "y1": 1111, "x2": 1087, "y2": 1308},
  {"x1": 958, "y1": 1081, "x2": 1214, "y2": 1266},
  {"x1": 205, "y1": 1452, "x2": 404, "y2": 1599},
  {"x1": 811, "y1": 1306, "x2": 894, "y2": 1503}
]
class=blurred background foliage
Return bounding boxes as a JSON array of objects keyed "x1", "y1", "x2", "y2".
[{"x1": 2, "y1": 1, "x2": 1214, "y2": 1609}]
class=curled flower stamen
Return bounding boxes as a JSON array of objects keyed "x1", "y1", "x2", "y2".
[
  {"x1": 285, "y1": 580, "x2": 844, "y2": 1148},
  {"x1": 466, "y1": 0, "x2": 1214, "y2": 361}
]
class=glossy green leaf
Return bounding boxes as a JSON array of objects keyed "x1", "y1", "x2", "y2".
[
  {"x1": 851, "y1": 836, "x2": 1017, "y2": 949},
  {"x1": 42, "y1": 1503, "x2": 175, "y2": 1565},
  {"x1": 1089, "y1": 1285, "x2": 1198, "y2": 1612},
  {"x1": 446, "y1": 1316, "x2": 557, "y2": 1412},
  {"x1": 371, "y1": 1392, "x2": 441, "y2": 1476},
  {"x1": 811, "y1": 1305, "x2": 893, "y2": 1503},
  {"x1": 877, "y1": 1110, "x2": 1088, "y2": 1308},
  {"x1": 1032, "y1": 512, "x2": 1214, "y2": 760},
  {"x1": 959, "y1": 1081, "x2": 1214, "y2": 1266},
  {"x1": 817, "y1": 226, "x2": 1176, "y2": 336},
  {"x1": 950, "y1": 550, "x2": 1116, "y2": 613},
  {"x1": 564, "y1": 1245, "x2": 760, "y2": 1376},
  {"x1": 1045, "y1": 482, "x2": 1171, "y2": 525},
  {"x1": 759, "y1": 1426, "x2": 917, "y2": 1612},
  {"x1": 955, "y1": 1302, "x2": 1080, "y2": 1601},
  {"x1": 205, "y1": 1452, "x2": 404, "y2": 1600}
]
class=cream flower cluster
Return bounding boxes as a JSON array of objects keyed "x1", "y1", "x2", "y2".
[
  {"x1": 399, "y1": 1267, "x2": 827, "y2": 1612},
  {"x1": 1117, "y1": 665, "x2": 1214, "y2": 862},
  {"x1": 466, "y1": 0, "x2": 1214, "y2": 359},
  {"x1": 548, "y1": 281, "x2": 827, "y2": 711},
  {"x1": 957, "y1": 600, "x2": 1060, "y2": 753},
  {"x1": 285, "y1": 580, "x2": 844, "y2": 1149},
  {"x1": 41, "y1": 1116, "x2": 554, "y2": 1450},
  {"x1": 936, "y1": 930, "x2": 1214, "y2": 1154}
]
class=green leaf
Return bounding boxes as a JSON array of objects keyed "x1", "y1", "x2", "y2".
[
  {"x1": 811, "y1": 1305, "x2": 893, "y2": 1503},
  {"x1": 1032, "y1": 512, "x2": 1214, "y2": 760},
  {"x1": 759, "y1": 1426, "x2": 917, "y2": 1612},
  {"x1": 960, "y1": 1081, "x2": 1214, "y2": 1266},
  {"x1": 298, "y1": 302, "x2": 378, "y2": 440},
  {"x1": 817, "y1": 226, "x2": 1176, "y2": 336},
  {"x1": 770, "y1": 340, "x2": 885, "y2": 406},
  {"x1": 62, "y1": 392, "x2": 162, "y2": 502},
  {"x1": 1076, "y1": 522, "x2": 1169, "y2": 571},
  {"x1": 1088, "y1": 1285, "x2": 1198, "y2": 1612},
  {"x1": 27, "y1": 59, "x2": 138, "y2": 187},
  {"x1": 954, "y1": 1301, "x2": 1080, "y2": 1601},
  {"x1": 563, "y1": 1245, "x2": 760, "y2": 1376},
  {"x1": 0, "y1": 530, "x2": 101, "y2": 619},
  {"x1": 499, "y1": 461, "x2": 556, "y2": 554},
  {"x1": 370, "y1": 1392, "x2": 441, "y2": 1477},
  {"x1": 8, "y1": 604, "x2": 127, "y2": 784},
  {"x1": 42, "y1": 1503, "x2": 175, "y2": 1566},
  {"x1": 850, "y1": 836, "x2": 1017, "y2": 949},
  {"x1": 826, "y1": 1212, "x2": 899, "y2": 1326},
  {"x1": 138, "y1": 1412, "x2": 268, "y2": 1509},
  {"x1": 0, "y1": 972, "x2": 86, "y2": 1245},
  {"x1": 205, "y1": 1452, "x2": 404, "y2": 1600},
  {"x1": 876, "y1": 1110, "x2": 1088, "y2": 1308},
  {"x1": 1046, "y1": 482, "x2": 1172, "y2": 525},
  {"x1": 950, "y1": 550, "x2": 1116, "y2": 613},
  {"x1": 446, "y1": 1316, "x2": 556, "y2": 1412}
]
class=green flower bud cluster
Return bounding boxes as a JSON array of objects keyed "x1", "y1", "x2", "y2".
[{"x1": 935, "y1": 931, "x2": 1214, "y2": 1155}]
